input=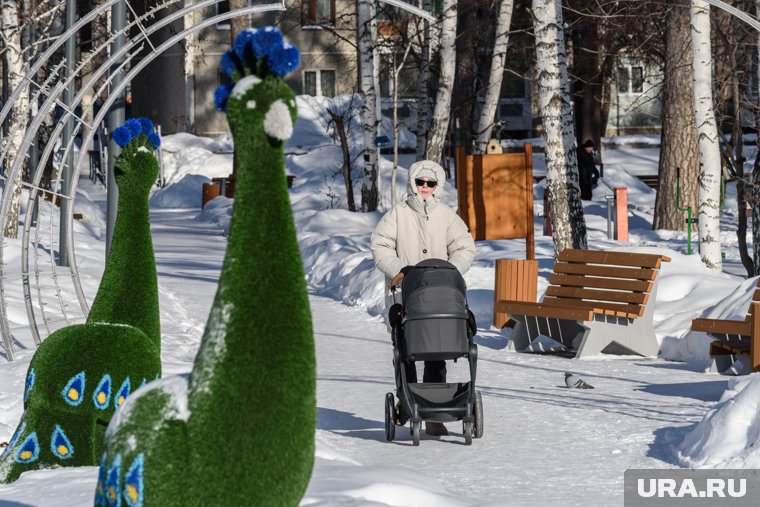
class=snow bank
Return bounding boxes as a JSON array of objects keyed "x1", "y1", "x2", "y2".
[
  {"x1": 150, "y1": 173, "x2": 211, "y2": 209},
  {"x1": 677, "y1": 374, "x2": 760, "y2": 468}
]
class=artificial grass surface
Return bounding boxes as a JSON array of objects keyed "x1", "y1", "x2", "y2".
[
  {"x1": 0, "y1": 141, "x2": 161, "y2": 484},
  {"x1": 96, "y1": 27, "x2": 316, "y2": 506}
]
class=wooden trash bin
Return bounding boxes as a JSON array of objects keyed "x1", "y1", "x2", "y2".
[
  {"x1": 202, "y1": 181, "x2": 221, "y2": 209},
  {"x1": 225, "y1": 174, "x2": 236, "y2": 198},
  {"x1": 456, "y1": 144, "x2": 535, "y2": 260},
  {"x1": 493, "y1": 259, "x2": 538, "y2": 328}
]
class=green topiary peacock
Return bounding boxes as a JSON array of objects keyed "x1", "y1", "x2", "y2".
[
  {"x1": 94, "y1": 27, "x2": 315, "y2": 507},
  {"x1": 0, "y1": 119, "x2": 162, "y2": 484}
]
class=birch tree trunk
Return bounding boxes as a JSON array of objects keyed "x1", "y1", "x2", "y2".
[
  {"x1": 372, "y1": 15, "x2": 385, "y2": 211},
  {"x1": 424, "y1": 0, "x2": 457, "y2": 165},
  {"x1": 184, "y1": 7, "x2": 199, "y2": 132},
  {"x1": 1, "y1": 0, "x2": 30, "y2": 238},
  {"x1": 415, "y1": 0, "x2": 432, "y2": 159},
  {"x1": 357, "y1": 0, "x2": 379, "y2": 211},
  {"x1": 391, "y1": 44, "x2": 412, "y2": 206},
  {"x1": 474, "y1": 0, "x2": 515, "y2": 154},
  {"x1": 532, "y1": 0, "x2": 587, "y2": 254},
  {"x1": 690, "y1": 0, "x2": 721, "y2": 271},
  {"x1": 753, "y1": 0, "x2": 760, "y2": 275},
  {"x1": 654, "y1": 0, "x2": 699, "y2": 232}
]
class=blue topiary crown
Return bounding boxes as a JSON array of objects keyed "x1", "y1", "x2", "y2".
[
  {"x1": 214, "y1": 26, "x2": 300, "y2": 112},
  {"x1": 112, "y1": 118, "x2": 161, "y2": 152}
]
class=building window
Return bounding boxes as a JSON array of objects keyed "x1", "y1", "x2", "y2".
[
  {"x1": 216, "y1": 0, "x2": 231, "y2": 29},
  {"x1": 499, "y1": 103, "x2": 523, "y2": 118},
  {"x1": 302, "y1": 0, "x2": 336, "y2": 27},
  {"x1": 303, "y1": 69, "x2": 336, "y2": 97},
  {"x1": 617, "y1": 67, "x2": 629, "y2": 93},
  {"x1": 502, "y1": 72, "x2": 526, "y2": 99},
  {"x1": 617, "y1": 65, "x2": 645, "y2": 95},
  {"x1": 631, "y1": 66, "x2": 644, "y2": 93}
]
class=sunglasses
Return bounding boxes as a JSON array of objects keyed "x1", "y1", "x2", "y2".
[{"x1": 414, "y1": 178, "x2": 438, "y2": 188}]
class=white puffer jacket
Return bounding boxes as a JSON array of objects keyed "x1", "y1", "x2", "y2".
[{"x1": 371, "y1": 160, "x2": 476, "y2": 306}]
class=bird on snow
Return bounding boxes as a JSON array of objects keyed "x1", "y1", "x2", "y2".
[{"x1": 565, "y1": 371, "x2": 594, "y2": 389}]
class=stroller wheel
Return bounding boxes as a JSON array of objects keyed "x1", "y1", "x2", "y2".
[
  {"x1": 474, "y1": 391, "x2": 484, "y2": 439},
  {"x1": 463, "y1": 421, "x2": 473, "y2": 446},
  {"x1": 411, "y1": 420, "x2": 421, "y2": 446},
  {"x1": 384, "y1": 393, "x2": 395, "y2": 442}
]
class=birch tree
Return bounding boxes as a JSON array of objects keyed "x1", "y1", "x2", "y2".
[
  {"x1": 424, "y1": 0, "x2": 457, "y2": 165},
  {"x1": 390, "y1": 44, "x2": 413, "y2": 206},
  {"x1": 1, "y1": 0, "x2": 30, "y2": 238},
  {"x1": 754, "y1": 0, "x2": 760, "y2": 275},
  {"x1": 357, "y1": 0, "x2": 379, "y2": 211},
  {"x1": 415, "y1": 0, "x2": 433, "y2": 159},
  {"x1": 474, "y1": 0, "x2": 515, "y2": 154},
  {"x1": 690, "y1": 0, "x2": 722, "y2": 271},
  {"x1": 532, "y1": 0, "x2": 587, "y2": 254},
  {"x1": 184, "y1": 5, "x2": 200, "y2": 132}
]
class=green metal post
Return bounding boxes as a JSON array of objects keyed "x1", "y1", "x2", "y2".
[{"x1": 676, "y1": 167, "x2": 693, "y2": 255}]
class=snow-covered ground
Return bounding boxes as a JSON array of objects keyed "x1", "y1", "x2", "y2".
[{"x1": 2, "y1": 95, "x2": 760, "y2": 505}]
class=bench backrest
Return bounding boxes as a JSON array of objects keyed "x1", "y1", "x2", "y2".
[{"x1": 542, "y1": 249, "x2": 671, "y2": 319}]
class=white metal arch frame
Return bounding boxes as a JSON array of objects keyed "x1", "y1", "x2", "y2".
[
  {"x1": 702, "y1": 0, "x2": 760, "y2": 33},
  {"x1": 0, "y1": 0, "x2": 286, "y2": 361}
]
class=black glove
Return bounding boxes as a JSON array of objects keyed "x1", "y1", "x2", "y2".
[{"x1": 400, "y1": 265, "x2": 413, "y2": 276}]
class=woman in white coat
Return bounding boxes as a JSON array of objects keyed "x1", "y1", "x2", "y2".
[{"x1": 371, "y1": 160, "x2": 476, "y2": 436}]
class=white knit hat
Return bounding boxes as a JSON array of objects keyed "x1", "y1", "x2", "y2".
[{"x1": 416, "y1": 168, "x2": 438, "y2": 181}]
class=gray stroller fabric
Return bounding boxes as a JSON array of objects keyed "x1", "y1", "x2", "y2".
[{"x1": 401, "y1": 259, "x2": 470, "y2": 360}]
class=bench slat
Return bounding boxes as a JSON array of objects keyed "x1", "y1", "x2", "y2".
[
  {"x1": 545, "y1": 286, "x2": 649, "y2": 305},
  {"x1": 549, "y1": 274, "x2": 654, "y2": 293},
  {"x1": 553, "y1": 262, "x2": 657, "y2": 281},
  {"x1": 558, "y1": 249, "x2": 671, "y2": 268},
  {"x1": 495, "y1": 301, "x2": 594, "y2": 321},
  {"x1": 753, "y1": 288, "x2": 760, "y2": 303},
  {"x1": 540, "y1": 297, "x2": 643, "y2": 318},
  {"x1": 692, "y1": 317, "x2": 751, "y2": 336}
]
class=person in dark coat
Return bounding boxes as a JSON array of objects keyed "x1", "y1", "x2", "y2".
[{"x1": 577, "y1": 139, "x2": 600, "y2": 200}]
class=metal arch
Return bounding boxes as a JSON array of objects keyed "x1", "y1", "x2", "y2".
[
  {"x1": 1, "y1": 1, "x2": 184, "y2": 358},
  {"x1": 702, "y1": 0, "x2": 760, "y2": 33},
  {"x1": 379, "y1": 0, "x2": 436, "y2": 22},
  {"x1": 46, "y1": 0, "x2": 285, "y2": 313},
  {"x1": 0, "y1": 1, "x2": 286, "y2": 360}
]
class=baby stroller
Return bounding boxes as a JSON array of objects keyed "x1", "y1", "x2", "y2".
[{"x1": 384, "y1": 259, "x2": 483, "y2": 445}]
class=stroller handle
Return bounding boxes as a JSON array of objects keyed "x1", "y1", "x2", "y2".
[{"x1": 390, "y1": 272, "x2": 405, "y2": 291}]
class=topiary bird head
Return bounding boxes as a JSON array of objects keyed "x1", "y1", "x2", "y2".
[
  {"x1": 214, "y1": 27, "x2": 299, "y2": 146},
  {"x1": 111, "y1": 118, "x2": 161, "y2": 192}
]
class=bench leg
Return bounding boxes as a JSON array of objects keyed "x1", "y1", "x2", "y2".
[
  {"x1": 508, "y1": 317, "x2": 531, "y2": 352},
  {"x1": 706, "y1": 353, "x2": 741, "y2": 375},
  {"x1": 509, "y1": 315, "x2": 584, "y2": 352},
  {"x1": 574, "y1": 316, "x2": 660, "y2": 359}
]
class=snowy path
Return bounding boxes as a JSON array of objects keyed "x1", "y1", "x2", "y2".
[
  {"x1": 0, "y1": 208, "x2": 730, "y2": 506},
  {"x1": 150, "y1": 209, "x2": 224, "y2": 375},
  {"x1": 310, "y1": 295, "x2": 729, "y2": 505}
]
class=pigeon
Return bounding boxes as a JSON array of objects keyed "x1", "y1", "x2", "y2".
[{"x1": 565, "y1": 371, "x2": 594, "y2": 389}]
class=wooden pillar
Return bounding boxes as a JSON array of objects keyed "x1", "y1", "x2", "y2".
[
  {"x1": 751, "y1": 303, "x2": 760, "y2": 372},
  {"x1": 493, "y1": 259, "x2": 538, "y2": 328},
  {"x1": 614, "y1": 187, "x2": 628, "y2": 241},
  {"x1": 524, "y1": 144, "x2": 535, "y2": 260},
  {"x1": 202, "y1": 182, "x2": 221, "y2": 208}
]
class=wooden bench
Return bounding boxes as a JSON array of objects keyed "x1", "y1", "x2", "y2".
[
  {"x1": 691, "y1": 282, "x2": 760, "y2": 374},
  {"x1": 494, "y1": 249, "x2": 671, "y2": 358}
]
